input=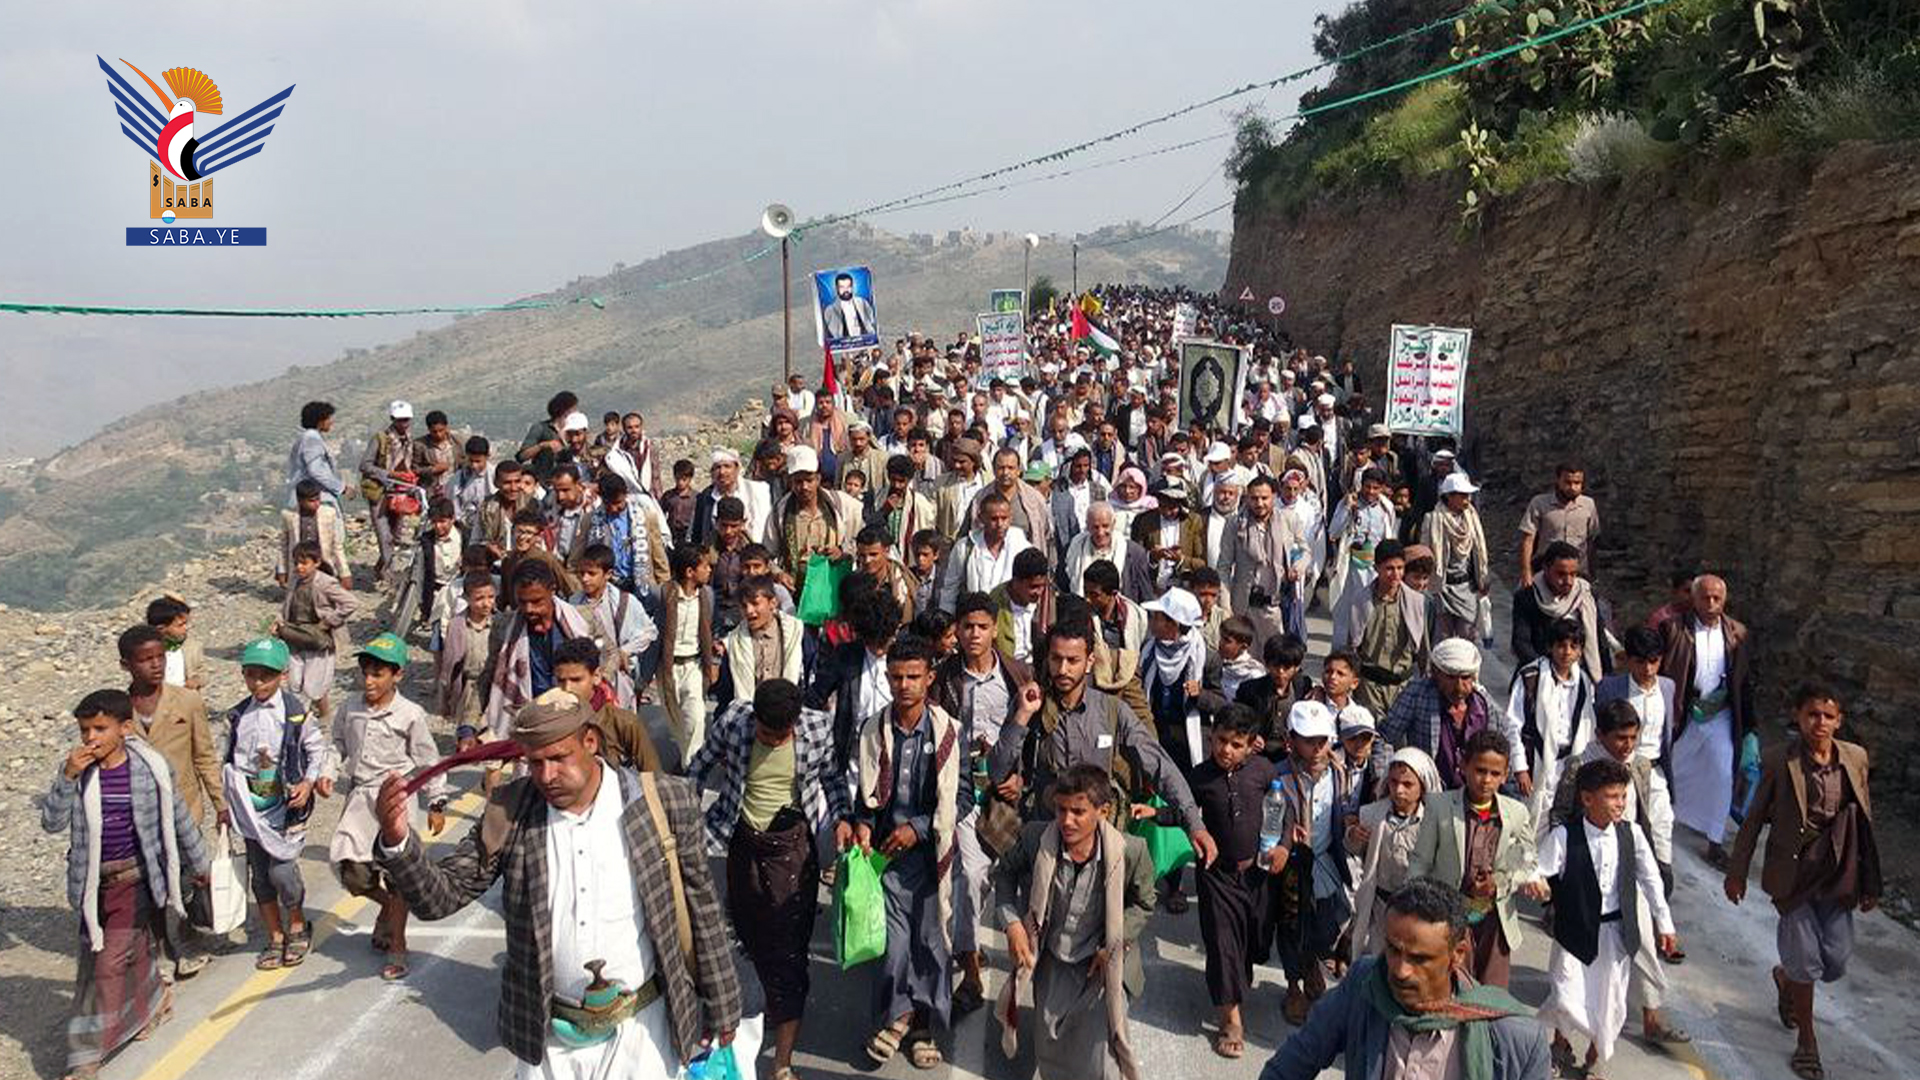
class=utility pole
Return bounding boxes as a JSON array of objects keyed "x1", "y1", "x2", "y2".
[
  {"x1": 1023, "y1": 232, "x2": 1040, "y2": 319},
  {"x1": 780, "y1": 236, "x2": 791, "y2": 383},
  {"x1": 1072, "y1": 242, "x2": 1079, "y2": 297}
]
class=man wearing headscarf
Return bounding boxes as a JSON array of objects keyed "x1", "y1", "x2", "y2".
[
  {"x1": 1422, "y1": 472, "x2": 1491, "y2": 643},
  {"x1": 1259, "y1": 879, "x2": 1550, "y2": 1080},
  {"x1": 1511, "y1": 540, "x2": 1607, "y2": 682},
  {"x1": 1347, "y1": 747, "x2": 1445, "y2": 955},
  {"x1": 1380, "y1": 638, "x2": 1497, "y2": 790}
]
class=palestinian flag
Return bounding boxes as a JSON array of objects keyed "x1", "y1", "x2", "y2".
[{"x1": 1070, "y1": 301, "x2": 1120, "y2": 357}]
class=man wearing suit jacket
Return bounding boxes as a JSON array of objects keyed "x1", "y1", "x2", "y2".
[
  {"x1": 1407, "y1": 728, "x2": 1544, "y2": 989},
  {"x1": 376, "y1": 697, "x2": 742, "y2": 1074},
  {"x1": 822, "y1": 272, "x2": 876, "y2": 342},
  {"x1": 1658, "y1": 574, "x2": 1756, "y2": 863},
  {"x1": 1724, "y1": 683, "x2": 1880, "y2": 1080}
]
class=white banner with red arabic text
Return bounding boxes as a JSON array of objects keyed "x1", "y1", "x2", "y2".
[{"x1": 1385, "y1": 324, "x2": 1471, "y2": 437}]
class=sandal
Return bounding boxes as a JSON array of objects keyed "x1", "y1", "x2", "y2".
[
  {"x1": 282, "y1": 929, "x2": 312, "y2": 968},
  {"x1": 952, "y1": 979, "x2": 985, "y2": 1013},
  {"x1": 1644, "y1": 1022, "x2": 1693, "y2": 1045},
  {"x1": 380, "y1": 959, "x2": 409, "y2": 982},
  {"x1": 1213, "y1": 1027, "x2": 1245, "y2": 1059},
  {"x1": 1773, "y1": 966, "x2": 1796, "y2": 1030},
  {"x1": 1790, "y1": 1047, "x2": 1825, "y2": 1080},
  {"x1": 864, "y1": 1016, "x2": 912, "y2": 1065},
  {"x1": 768, "y1": 1069, "x2": 798, "y2": 1080},
  {"x1": 1162, "y1": 891, "x2": 1189, "y2": 914},
  {"x1": 256, "y1": 940, "x2": 286, "y2": 971},
  {"x1": 135, "y1": 987, "x2": 174, "y2": 1041},
  {"x1": 907, "y1": 1032, "x2": 941, "y2": 1070},
  {"x1": 1283, "y1": 987, "x2": 1312, "y2": 1026}
]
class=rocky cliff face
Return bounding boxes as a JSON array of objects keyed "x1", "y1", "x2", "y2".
[{"x1": 1227, "y1": 141, "x2": 1920, "y2": 802}]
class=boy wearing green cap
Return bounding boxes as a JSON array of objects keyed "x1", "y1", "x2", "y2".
[
  {"x1": 324, "y1": 633, "x2": 448, "y2": 981},
  {"x1": 221, "y1": 637, "x2": 329, "y2": 971}
]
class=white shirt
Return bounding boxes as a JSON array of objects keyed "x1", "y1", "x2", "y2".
[
  {"x1": 939, "y1": 526, "x2": 1033, "y2": 610},
  {"x1": 1621, "y1": 678, "x2": 1669, "y2": 762},
  {"x1": 1503, "y1": 660, "x2": 1588, "y2": 776},
  {"x1": 1536, "y1": 818, "x2": 1675, "y2": 933},
  {"x1": 538, "y1": 765, "x2": 676, "y2": 1080},
  {"x1": 1692, "y1": 620, "x2": 1728, "y2": 698},
  {"x1": 671, "y1": 589, "x2": 700, "y2": 658},
  {"x1": 1206, "y1": 510, "x2": 1231, "y2": 571},
  {"x1": 1008, "y1": 601, "x2": 1036, "y2": 663},
  {"x1": 1067, "y1": 482, "x2": 1094, "y2": 529},
  {"x1": 164, "y1": 649, "x2": 187, "y2": 688},
  {"x1": 857, "y1": 648, "x2": 894, "y2": 721},
  {"x1": 234, "y1": 694, "x2": 293, "y2": 773}
]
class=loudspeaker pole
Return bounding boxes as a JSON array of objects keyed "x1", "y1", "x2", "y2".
[{"x1": 781, "y1": 236, "x2": 792, "y2": 383}]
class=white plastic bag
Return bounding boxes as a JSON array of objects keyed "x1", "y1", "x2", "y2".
[
  {"x1": 204, "y1": 825, "x2": 248, "y2": 934},
  {"x1": 1475, "y1": 594, "x2": 1494, "y2": 648}
]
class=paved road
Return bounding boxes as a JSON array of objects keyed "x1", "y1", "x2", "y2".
[{"x1": 99, "y1": 595, "x2": 1917, "y2": 1080}]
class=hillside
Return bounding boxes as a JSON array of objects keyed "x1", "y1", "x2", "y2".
[{"x1": 0, "y1": 220, "x2": 1226, "y2": 609}]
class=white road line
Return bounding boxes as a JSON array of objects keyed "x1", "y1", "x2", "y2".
[
  {"x1": 286, "y1": 900, "x2": 499, "y2": 1080},
  {"x1": 331, "y1": 923, "x2": 506, "y2": 940}
]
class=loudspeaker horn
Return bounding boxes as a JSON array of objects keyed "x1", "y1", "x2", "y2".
[{"x1": 762, "y1": 203, "x2": 795, "y2": 239}]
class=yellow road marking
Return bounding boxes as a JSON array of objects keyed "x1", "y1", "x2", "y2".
[{"x1": 131, "y1": 790, "x2": 485, "y2": 1080}]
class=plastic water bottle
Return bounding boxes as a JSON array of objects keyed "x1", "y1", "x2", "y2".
[{"x1": 1259, "y1": 779, "x2": 1289, "y2": 856}]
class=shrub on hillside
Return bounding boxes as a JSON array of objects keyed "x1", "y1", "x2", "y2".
[{"x1": 1565, "y1": 112, "x2": 1675, "y2": 182}]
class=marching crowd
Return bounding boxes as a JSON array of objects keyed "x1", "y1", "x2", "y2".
[{"x1": 41, "y1": 285, "x2": 1882, "y2": 1080}]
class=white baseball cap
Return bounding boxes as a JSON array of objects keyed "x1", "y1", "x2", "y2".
[
  {"x1": 1142, "y1": 587, "x2": 1202, "y2": 628},
  {"x1": 388, "y1": 400, "x2": 414, "y2": 419},
  {"x1": 1288, "y1": 700, "x2": 1336, "y2": 740},
  {"x1": 1204, "y1": 441, "x2": 1233, "y2": 464},
  {"x1": 711, "y1": 447, "x2": 742, "y2": 466},
  {"x1": 1315, "y1": 393, "x2": 1336, "y2": 407},
  {"x1": 1337, "y1": 704, "x2": 1377, "y2": 738},
  {"x1": 784, "y1": 444, "x2": 819, "y2": 475},
  {"x1": 561, "y1": 411, "x2": 590, "y2": 433},
  {"x1": 1439, "y1": 472, "x2": 1481, "y2": 496}
]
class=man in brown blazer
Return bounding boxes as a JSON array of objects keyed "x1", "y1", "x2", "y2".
[
  {"x1": 377, "y1": 697, "x2": 741, "y2": 1072},
  {"x1": 120, "y1": 622, "x2": 225, "y2": 978},
  {"x1": 1660, "y1": 573, "x2": 1756, "y2": 864},
  {"x1": 1724, "y1": 682, "x2": 1879, "y2": 1080}
]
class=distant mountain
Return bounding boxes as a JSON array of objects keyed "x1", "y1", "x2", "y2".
[{"x1": 0, "y1": 219, "x2": 1226, "y2": 609}]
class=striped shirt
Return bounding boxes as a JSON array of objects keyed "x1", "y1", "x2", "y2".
[{"x1": 98, "y1": 759, "x2": 137, "y2": 862}]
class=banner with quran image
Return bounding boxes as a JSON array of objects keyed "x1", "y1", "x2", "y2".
[
  {"x1": 1178, "y1": 339, "x2": 1247, "y2": 434},
  {"x1": 1385, "y1": 324, "x2": 1472, "y2": 437}
]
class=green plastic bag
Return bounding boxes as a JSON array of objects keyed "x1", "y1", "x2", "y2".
[
  {"x1": 1127, "y1": 795, "x2": 1196, "y2": 878},
  {"x1": 796, "y1": 554, "x2": 849, "y2": 627},
  {"x1": 833, "y1": 848, "x2": 891, "y2": 969}
]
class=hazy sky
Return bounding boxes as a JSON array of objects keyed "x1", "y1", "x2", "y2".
[{"x1": 0, "y1": 0, "x2": 1342, "y2": 455}]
